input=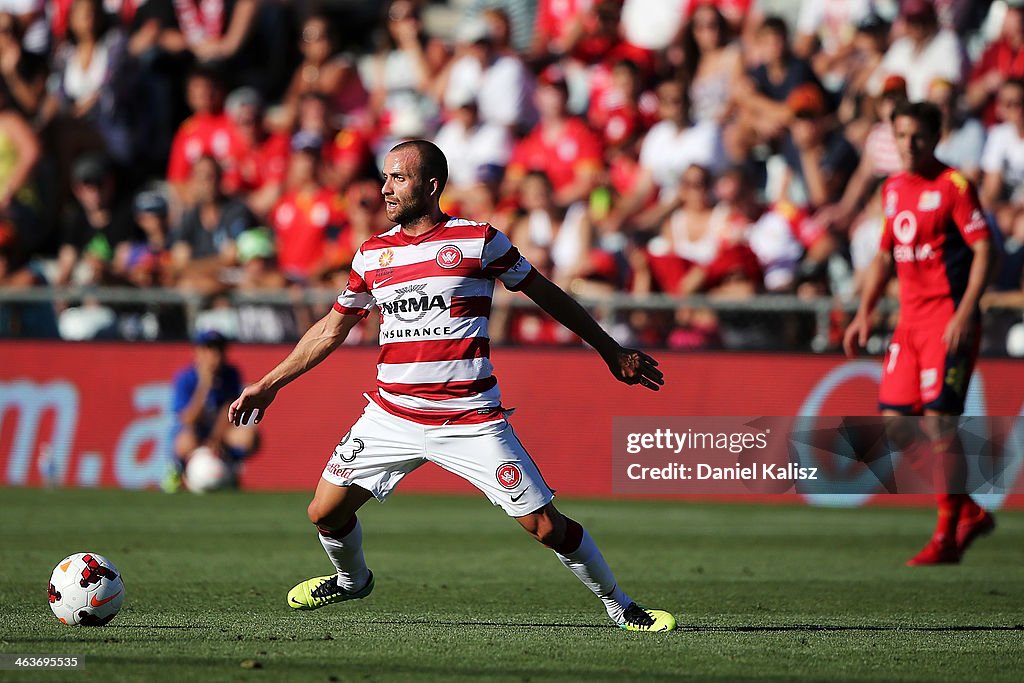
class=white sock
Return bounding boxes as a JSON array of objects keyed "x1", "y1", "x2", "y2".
[
  {"x1": 317, "y1": 519, "x2": 370, "y2": 592},
  {"x1": 554, "y1": 528, "x2": 632, "y2": 623}
]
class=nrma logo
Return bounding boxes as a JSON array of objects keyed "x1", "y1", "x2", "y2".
[{"x1": 379, "y1": 284, "x2": 447, "y2": 322}]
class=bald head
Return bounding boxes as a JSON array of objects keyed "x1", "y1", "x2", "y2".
[{"x1": 389, "y1": 139, "x2": 448, "y2": 194}]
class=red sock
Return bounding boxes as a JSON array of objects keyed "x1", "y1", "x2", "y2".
[{"x1": 935, "y1": 494, "x2": 966, "y2": 544}]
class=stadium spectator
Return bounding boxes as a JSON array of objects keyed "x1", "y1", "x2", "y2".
[
  {"x1": 360, "y1": 0, "x2": 446, "y2": 145},
  {"x1": 929, "y1": 78, "x2": 985, "y2": 183},
  {"x1": 321, "y1": 128, "x2": 375, "y2": 195},
  {"x1": 0, "y1": 0, "x2": 46, "y2": 55},
  {"x1": 770, "y1": 83, "x2": 858, "y2": 212},
  {"x1": 232, "y1": 227, "x2": 300, "y2": 344},
  {"x1": 166, "y1": 66, "x2": 235, "y2": 205},
  {"x1": 171, "y1": 155, "x2": 255, "y2": 291},
  {"x1": 818, "y1": 75, "x2": 908, "y2": 233},
  {"x1": 0, "y1": 84, "x2": 40, "y2": 252},
  {"x1": 844, "y1": 101, "x2": 996, "y2": 567},
  {"x1": 587, "y1": 59, "x2": 657, "y2": 146},
  {"x1": 43, "y1": 0, "x2": 134, "y2": 163},
  {"x1": 114, "y1": 190, "x2": 173, "y2": 288},
  {"x1": 0, "y1": 221, "x2": 58, "y2": 336},
  {"x1": 169, "y1": 329, "x2": 257, "y2": 492},
  {"x1": 433, "y1": 93, "x2": 513, "y2": 206},
  {"x1": 55, "y1": 153, "x2": 137, "y2": 287},
  {"x1": 0, "y1": 11, "x2": 46, "y2": 116},
  {"x1": 834, "y1": 15, "x2": 892, "y2": 142},
  {"x1": 434, "y1": 15, "x2": 535, "y2": 130},
  {"x1": 980, "y1": 79, "x2": 1024, "y2": 224},
  {"x1": 222, "y1": 86, "x2": 289, "y2": 215},
  {"x1": 680, "y1": 2, "x2": 743, "y2": 126},
  {"x1": 966, "y1": 0, "x2": 1024, "y2": 126},
  {"x1": 269, "y1": 133, "x2": 345, "y2": 281},
  {"x1": 529, "y1": 0, "x2": 598, "y2": 60},
  {"x1": 281, "y1": 13, "x2": 369, "y2": 132},
  {"x1": 509, "y1": 170, "x2": 594, "y2": 290},
  {"x1": 876, "y1": 0, "x2": 966, "y2": 102},
  {"x1": 793, "y1": 0, "x2": 872, "y2": 87},
  {"x1": 607, "y1": 78, "x2": 725, "y2": 231},
  {"x1": 644, "y1": 164, "x2": 759, "y2": 297},
  {"x1": 718, "y1": 165, "x2": 803, "y2": 293},
  {"x1": 730, "y1": 15, "x2": 827, "y2": 157},
  {"x1": 466, "y1": 0, "x2": 536, "y2": 53},
  {"x1": 503, "y1": 66, "x2": 603, "y2": 209},
  {"x1": 158, "y1": 0, "x2": 258, "y2": 68}
]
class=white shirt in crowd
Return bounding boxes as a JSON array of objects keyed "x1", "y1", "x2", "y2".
[
  {"x1": 981, "y1": 122, "x2": 1024, "y2": 195},
  {"x1": 434, "y1": 118, "x2": 513, "y2": 189},
  {"x1": 639, "y1": 120, "x2": 725, "y2": 199},
  {"x1": 620, "y1": 0, "x2": 687, "y2": 51},
  {"x1": 444, "y1": 54, "x2": 535, "y2": 128},
  {"x1": 877, "y1": 29, "x2": 965, "y2": 102}
]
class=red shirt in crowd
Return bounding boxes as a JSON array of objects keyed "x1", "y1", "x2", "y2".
[
  {"x1": 879, "y1": 166, "x2": 990, "y2": 326},
  {"x1": 968, "y1": 38, "x2": 1024, "y2": 126},
  {"x1": 223, "y1": 130, "x2": 290, "y2": 194},
  {"x1": 270, "y1": 188, "x2": 346, "y2": 278},
  {"x1": 506, "y1": 118, "x2": 603, "y2": 193},
  {"x1": 166, "y1": 112, "x2": 237, "y2": 183}
]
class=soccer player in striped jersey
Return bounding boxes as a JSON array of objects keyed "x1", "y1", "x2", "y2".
[{"x1": 229, "y1": 140, "x2": 675, "y2": 632}]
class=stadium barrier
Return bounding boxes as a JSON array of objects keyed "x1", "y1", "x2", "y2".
[
  {"x1": 0, "y1": 286, "x2": 900, "y2": 351},
  {"x1": 2, "y1": 341, "x2": 1022, "y2": 508}
]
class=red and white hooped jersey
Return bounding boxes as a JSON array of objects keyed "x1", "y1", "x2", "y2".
[{"x1": 334, "y1": 217, "x2": 537, "y2": 425}]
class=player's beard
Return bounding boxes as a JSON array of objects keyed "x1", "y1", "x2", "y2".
[{"x1": 386, "y1": 193, "x2": 430, "y2": 227}]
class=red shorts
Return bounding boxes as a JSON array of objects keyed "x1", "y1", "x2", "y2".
[{"x1": 878, "y1": 323, "x2": 978, "y2": 416}]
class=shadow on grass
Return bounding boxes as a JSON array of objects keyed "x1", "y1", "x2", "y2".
[
  {"x1": 680, "y1": 624, "x2": 1024, "y2": 633},
  {"x1": 348, "y1": 619, "x2": 1024, "y2": 633}
]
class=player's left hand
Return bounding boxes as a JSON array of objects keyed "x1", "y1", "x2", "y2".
[
  {"x1": 606, "y1": 347, "x2": 664, "y2": 391},
  {"x1": 943, "y1": 313, "x2": 975, "y2": 354}
]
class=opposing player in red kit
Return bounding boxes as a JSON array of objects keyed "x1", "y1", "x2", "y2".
[
  {"x1": 229, "y1": 140, "x2": 676, "y2": 631},
  {"x1": 844, "y1": 102, "x2": 997, "y2": 566}
]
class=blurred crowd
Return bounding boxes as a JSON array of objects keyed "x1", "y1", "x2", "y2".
[{"x1": 2, "y1": 0, "x2": 1024, "y2": 353}]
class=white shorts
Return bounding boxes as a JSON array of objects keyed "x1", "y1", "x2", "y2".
[{"x1": 321, "y1": 399, "x2": 554, "y2": 517}]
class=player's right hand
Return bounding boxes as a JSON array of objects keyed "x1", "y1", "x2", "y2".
[
  {"x1": 843, "y1": 314, "x2": 870, "y2": 358},
  {"x1": 228, "y1": 382, "x2": 278, "y2": 427}
]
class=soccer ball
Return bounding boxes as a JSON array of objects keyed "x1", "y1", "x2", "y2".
[
  {"x1": 185, "y1": 446, "x2": 232, "y2": 493},
  {"x1": 48, "y1": 553, "x2": 125, "y2": 626}
]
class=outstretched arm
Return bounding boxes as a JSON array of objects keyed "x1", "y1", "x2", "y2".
[
  {"x1": 228, "y1": 309, "x2": 363, "y2": 425},
  {"x1": 519, "y1": 273, "x2": 664, "y2": 391}
]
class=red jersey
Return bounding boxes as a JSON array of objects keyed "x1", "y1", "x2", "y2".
[
  {"x1": 879, "y1": 166, "x2": 990, "y2": 326},
  {"x1": 271, "y1": 188, "x2": 346, "y2": 278},
  {"x1": 968, "y1": 39, "x2": 1024, "y2": 127},
  {"x1": 224, "y1": 131, "x2": 290, "y2": 194},
  {"x1": 506, "y1": 118, "x2": 603, "y2": 193},
  {"x1": 167, "y1": 113, "x2": 236, "y2": 183}
]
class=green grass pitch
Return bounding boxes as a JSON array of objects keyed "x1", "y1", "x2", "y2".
[{"x1": 1, "y1": 488, "x2": 1022, "y2": 682}]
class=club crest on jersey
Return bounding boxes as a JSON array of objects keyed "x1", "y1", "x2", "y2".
[
  {"x1": 436, "y1": 245, "x2": 463, "y2": 269},
  {"x1": 918, "y1": 191, "x2": 941, "y2": 212},
  {"x1": 892, "y1": 211, "x2": 917, "y2": 244},
  {"x1": 378, "y1": 248, "x2": 395, "y2": 267},
  {"x1": 496, "y1": 463, "x2": 523, "y2": 489}
]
